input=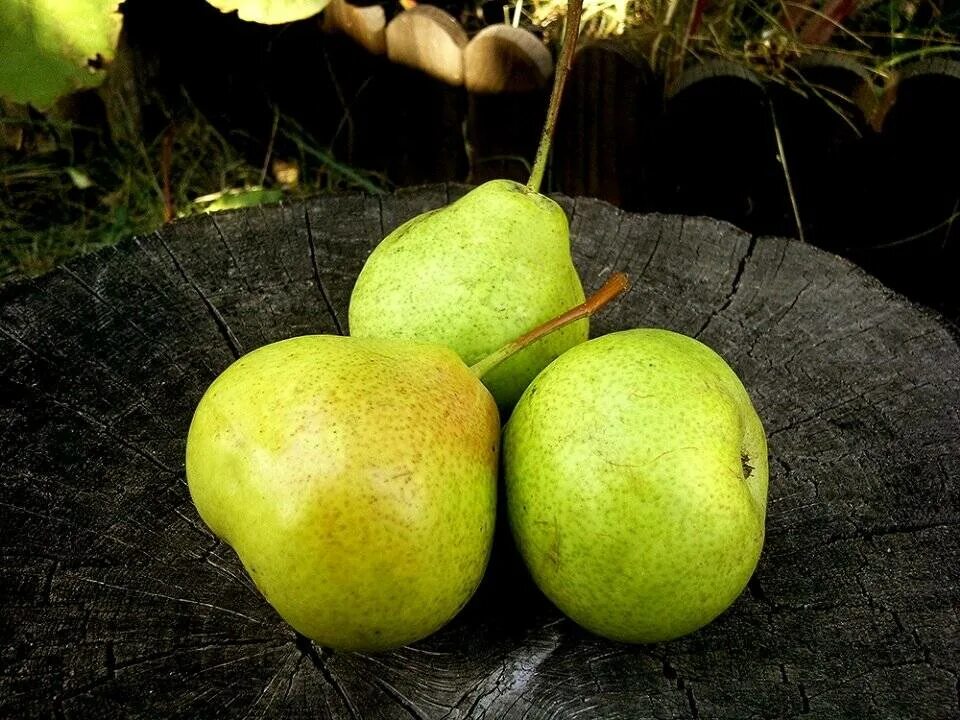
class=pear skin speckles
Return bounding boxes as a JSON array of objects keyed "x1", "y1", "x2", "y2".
[
  {"x1": 186, "y1": 335, "x2": 499, "y2": 651},
  {"x1": 349, "y1": 179, "x2": 587, "y2": 409},
  {"x1": 504, "y1": 329, "x2": 768, "y2": 643}
]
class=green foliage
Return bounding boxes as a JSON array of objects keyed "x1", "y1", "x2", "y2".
[
  {"x1": 0, "y1": 0, "x2": 122, "y2": 109},
  {"x1": 527, "y1": 1, "x2": 959, "y2": 86},
  {"x1": 0, "y1": 99, "x2": 387, "y2": 283},
  {"x1": 188, "y1": 187, "x2": 285, "y2": 214},
  {"x1": 204, "y1": 0, "x2": 332, "y2": 24}
]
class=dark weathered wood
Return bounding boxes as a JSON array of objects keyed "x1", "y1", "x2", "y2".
[
  {"x1": 767, "y1": 53, "x2": 872, "y2": 245},
  {"x1": 851, "y1": 58, "x2": 960, "y2": 325},
  {"x1": 465, "y1": 91, "x2": 548, "y2": 185},
  {"x1": 656, "y1": 61, "x2": 793, "y2": 237},
  {"x1": 553, "y1": 39, "x2": 658, "y2": 210},
  {"x1": 1, "y1": 187, "x2": 958, "y2": 719}
]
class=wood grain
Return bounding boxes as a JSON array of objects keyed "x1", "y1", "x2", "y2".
[{"x1": 1, "y1": 187, "x2": 958, "y2": 718}]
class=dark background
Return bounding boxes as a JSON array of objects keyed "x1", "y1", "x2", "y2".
[{"x1": 7, "y1": 0, "x2": 960, "y2": 326}]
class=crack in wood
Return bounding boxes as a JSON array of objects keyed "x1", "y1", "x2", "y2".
[
  {"x1": 56, "y1": 266, "x2": 196, "y2": 381},
  {"x1": 0, "y1": 323, "x2": 44, "y2": 359},
  {"x1": 771, "y1": 279, "x2": 814, "y2": 327},
  {"x1": 304, "y1": 208, "x2": 346, "y2": 336},
  {"x1": 661, "y1": 658, "x2": 678, "y2": 683},
  {"x1": 685, "y1": 685, "x2": 701, "y2": 719},
  {"x1": 662, "y1": 657, "x2": 703, "y2": 719},
  {"x1": 77, "y1": 575, "x2": 270, "y2": 626},
  {"x1": 203, "y1": 553, "x2": 260, "y2": 596},
  {"x1": 767, "y1": 378, "x2": 936, "y2": 440},
  {"x1": 1, "y1": 375, "x2": 181, "y2": 476},
  {"x1": 240, "y1": 647, "x2": 299, "y2": 719},
  {"x1": 747, "y1": 576, "x2": 774, "y2": 607},
  {"x1": 636, "y1": 216, "x2": 665, "y2": 283},
  {"x1": 294, "y1": 634, "x2": 360, "y2": 720},
  {"x1": 376, "y1": 195, "x2": 386, "y2": 239},
  {"x1": 209, "y1": 215, "x2": 241, "y2": 270},
  {"x1": 1, "y1": 312, "x2": 186, "y2": 448},
  {"x1": 279, "y1": 653, "x2": 307, "y2": 709},
  {"x1": 41, "y1": 558, "x2": 62, "y2": 604},
  {"x1": 695, "y1": 234, "x2": 758, "y2": 339},
  {"x1": 781, "y1": 316, "x2": 889, "y2": 369},
  {"x1": 594, "y1": 207, "x2": 632, "y2": 284},
  {"x1": 442, "y1": 629, "x2": 562, "y2": 719},
  {"x1": 45, "y1": 393, "x2": 180, "y2": 475},
  {"x1": 113, "y1": 639, "x2": 284, "y2": 673},
  {"x1": 156, "y1": 230, "x2": 243, "y2": 359},
  {"x1": 798, "y1": 682, "x2": 810, "y2": 713},
  {"x1": 374, "y1": 676, "x2": 430, "y2": 720},
  {"x1": 0, "y1": 500, "x2": 143, "y2": 558}
]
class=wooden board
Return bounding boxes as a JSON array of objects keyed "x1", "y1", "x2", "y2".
[
  {"x1": 1, "y1": 187, "x2": 958, "y2": 718},
  {"x1": 553, "y1": 39, "x2": 658, "y2": 211}
]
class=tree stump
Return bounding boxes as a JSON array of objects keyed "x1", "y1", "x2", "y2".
[{"x1": 1, "y1": 187, "x2": 958, "y2": 719}]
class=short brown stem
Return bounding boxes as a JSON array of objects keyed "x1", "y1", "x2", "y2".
[{"x1": 470, "y1": 272, "x2": 629, "y2": 379}]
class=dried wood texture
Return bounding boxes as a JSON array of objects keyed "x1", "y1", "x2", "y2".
[
  {"x1": 465, "y1": 90, "x2": 548, "y2": 184},
  {"x1": 859, "y1": 57, "x2": 960, "y2": 323},
  {"x1": 553, "y1": 39, "x2": 657, "y2": 210},
  {"x1": 767, "y1": 52, "x2": 872, "y2": 245},
  {"x1": 1, "y1": 187, "x2": 958, "y2": 718},
  {"x1": 657, "y1": 60, "x2": 791, "y2": 234}
]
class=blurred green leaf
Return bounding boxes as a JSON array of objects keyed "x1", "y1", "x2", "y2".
[
  {"x1": 204, "y1": 0, "x2": 331, "y2": 24},
  {"x1": 0, "y1": 0, "x2": 123, "y2": 109},
  {"x1": 66, "y1": 167, "x2": 94, "y2": 189},
  {"x1": 188, "y1": 187, "x2": 285, "y2": 214}
]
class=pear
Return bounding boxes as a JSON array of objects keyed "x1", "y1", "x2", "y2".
[
  {"x1": 186, "y1": 335, "x2": 497, "y2": 651},
  {"x1": 185, "y1": 273, "x2": 627, "y2": 652},
  {"x1": 349, "y1": 181, "x2": 585, "y2": 407},
  {"x1": 504, "y1": 329, "x2": 768, "y2": 643},
  {"x1": 349, "y1": 0, "x2": 588, "y2": 409}
]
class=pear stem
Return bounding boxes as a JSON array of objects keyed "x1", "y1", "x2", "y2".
[
  {"x1": 469, "y1": 272, "x2": 629, "y2": 379},
  {"x1": 526, "y1": 0, "x2": 585, "y2": 193}
]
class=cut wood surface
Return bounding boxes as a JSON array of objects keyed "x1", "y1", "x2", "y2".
[
  {"x1": 322, "y1": 0, "x2": 387, "y2": 56},
  {"x1": 464, "y1": 25, "x2": 553, "y2": 94},
  {"x1": 1, "y1": 186, "x2": 958, "y2": 718},
  {"x1": 385, "y1": 6, "x2": 468, "y2": 86}
]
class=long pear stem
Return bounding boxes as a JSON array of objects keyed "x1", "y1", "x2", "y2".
[
  {"x1": 470, "y1": 272, "x2": 629, "y2": 379},
  {"x1": 526, "y1": 0, "x2": 585, "y2": 193}
]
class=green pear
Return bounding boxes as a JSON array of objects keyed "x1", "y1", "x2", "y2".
[
  {"x1": 504, "y1": 329, "x2": 768, "y2": 643},
  {"x1": 349, "y1": 179, "x2": 586, "y2": 408},
  {"x1": 186, "y1": 335, "x2": 499, "y2": 652},
  {"x1": 185, "y1": 272, "x2": 627, "y2": 652},
  {"x1": 348, "y1": 0, "x2": 589, "y2": 409}
]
